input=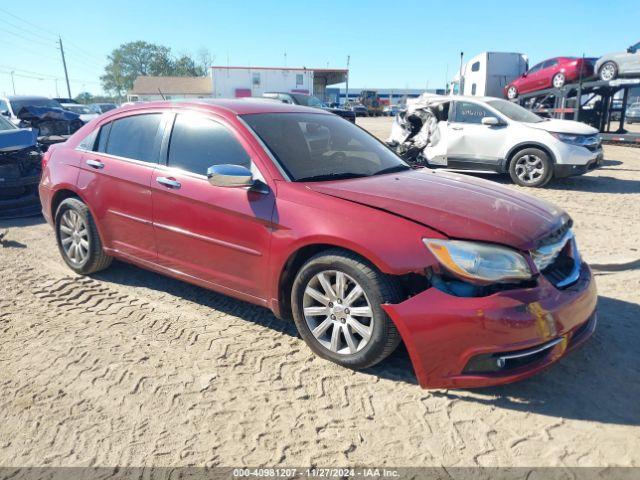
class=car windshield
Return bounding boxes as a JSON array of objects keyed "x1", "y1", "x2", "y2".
[
  {"x1": 9, "y1": 98, "x2": 62, "y2": 111},
  {"x1": 0, "y1": 115, "x2": 16, "y2": 131},
  {"x1": 486, "y1": 99, "x2": 544, "y2": 123},
  {"x1": 242, "y1": 112, "x2": 410, "y2": 182},
  {"x1": 291, "y1": 94, "x2": 324, "y2": 108}
]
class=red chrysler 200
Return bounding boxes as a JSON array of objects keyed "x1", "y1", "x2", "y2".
[{"x1": 39, "y1": 100, "x2": 597, "y2": 388}]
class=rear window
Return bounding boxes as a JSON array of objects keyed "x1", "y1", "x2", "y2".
[{"x1": 104, "y1": 114, "x2": 162, "y2": 163}]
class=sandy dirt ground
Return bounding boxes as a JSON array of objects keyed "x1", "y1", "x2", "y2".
[{"x1": 0, "y1": 117, "x2": 639, "y2": 468}]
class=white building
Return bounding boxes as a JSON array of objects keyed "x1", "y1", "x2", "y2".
[
  {"x1": 128, "y1": 76, "x2": 212, "y2": 102},
  {"x1": 210, "y1": 66, "x2": 348, "y2": 100}
]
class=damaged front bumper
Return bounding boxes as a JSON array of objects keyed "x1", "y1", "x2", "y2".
[
  {"x1": 0, "y1": 129, "x2": 43, "y2": 219},
  {"x1": 382, "y1": 263, "x2": 597, "y2": 389}
]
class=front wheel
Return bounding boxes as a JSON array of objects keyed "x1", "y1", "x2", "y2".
[
  {"x1": 508, "y1": 148, "x2": 553, "y2": 188},
  {"x1": 291, "y1": 250, "x2": 402, "y2": 369},
  {"x1": 506, "y1": 86, "x2": 518, "y2": 100},
  {"x1": 55, "y1": 197, "x2": 113, "y2": 274},
  {"x1": 599, "y1": 62, "x2": 617, "y2": 81},
  {"x1": 552, "y1": 72, "x2": 566, "y2": 89}
]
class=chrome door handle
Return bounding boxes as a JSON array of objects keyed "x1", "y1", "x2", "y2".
[
  {"x1": 86, "y1": 159, "x2": 104, "y2": 169},
  {"x1": 156, "y1": 176, "x2": 181, "y2": 189},
  {"x1": 451, "y1": 126, "x2": 464, "y2": 131}
]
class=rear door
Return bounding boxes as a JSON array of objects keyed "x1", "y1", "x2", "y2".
[
  {"x1": 446, "y1": 101, "x2": 507, "y2": 171},
  {"x1": 151, "y1": 111, "x2": 275, "y2": 301},
  {"x1": 540, "y1": 59, "x2": 559, "y2": 89},
  {"x1": 76, "y1": 111, "x2": 167, "y2": 262}
]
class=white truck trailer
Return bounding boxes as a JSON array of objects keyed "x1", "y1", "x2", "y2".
[{"x1": 450, "y1": 52, "x2": 528, "y2": 98}]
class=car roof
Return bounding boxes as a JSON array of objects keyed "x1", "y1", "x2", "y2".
[
  {"x1": 5, "y1": 95, "x2": 54, "y2": 101},
  {"x1": 118, "y1": 98, "x2": 328, "y2": 116}
]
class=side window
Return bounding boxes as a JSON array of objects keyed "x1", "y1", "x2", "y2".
[
  {"x1": 471, "y1": 61, "x2": 480, "y2": 72},
  {"x1": 528, "y1": 63, "x2": 542, "y2": 74},
  {"x1": 95, "y1": 122, "x2": 112, "y2": 153},
  {"x1": 77, "y1": 129, "x2": 98, "y2": 150},
  {"x1": 167, "y1": 114, "x2": 251, "y2": 175},
  {"x1": 105, "y1": 114, "x2": 162, "y2": 162},
  {"x1": 0, "y1": 99, "x2": 8, "y2": 112},
  {"x1": 452, "y1": 101, "x2": 492, "y2": 124},
  {"x1": 542, "y1": 59, "x2": 558, "y2": 69}
]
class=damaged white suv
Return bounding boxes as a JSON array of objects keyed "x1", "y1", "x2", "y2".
[{"x1": 388, "y1": 95, "x2": 603, "y2": 187}]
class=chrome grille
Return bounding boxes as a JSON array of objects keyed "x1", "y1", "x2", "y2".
[
  {"x1": 531, "y1": 228, "x2": 582, "y2": 288},
  {"x1": 531, "y1": 229, "x2": 573, "y2": 271}
]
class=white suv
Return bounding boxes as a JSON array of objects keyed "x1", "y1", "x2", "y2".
[{"x1": 388, "y1": 95, "x2": 603, "y2": 187}]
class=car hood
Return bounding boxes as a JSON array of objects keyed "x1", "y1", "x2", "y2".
[
  {"x1": 524, "y1": 118, "x2": 599, "y2": 135},
  {"x1": 308, "y1": 169, "x2": 569, "y2": 250}
]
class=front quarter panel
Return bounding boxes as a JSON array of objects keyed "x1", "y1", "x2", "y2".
[{"x1": 267, "y1": 180, "x2": 445, "y2": 307}]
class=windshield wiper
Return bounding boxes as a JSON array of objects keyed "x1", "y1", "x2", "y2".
[
  {"x1": 296, "y1": 172, "x2": 368, "y2": 182},
  {"x1": 372, "y1": 164, "x2": 411, "y2": 176}
]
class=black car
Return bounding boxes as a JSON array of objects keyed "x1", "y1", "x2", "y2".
[{"x1": 262, "y1": 92, "x2": 356, "y2": 122}]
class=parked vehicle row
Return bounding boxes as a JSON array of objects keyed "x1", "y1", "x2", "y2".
[{"x1": 40, "y1": 99, "x2": 597, "y2": 389}]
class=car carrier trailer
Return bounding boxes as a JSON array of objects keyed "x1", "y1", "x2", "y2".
[{"x1": 512, "y1": 78, "x2": 640, "y2": 146}]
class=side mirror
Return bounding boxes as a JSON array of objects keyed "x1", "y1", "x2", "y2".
[
  {"x1": 481, "y1": 116, "x2": 501, "y2": 126},
  {"x1": 1, "y1": 110, "x2": 10, "y2": 117},
  {"x1": 207, "y1": 164, "x2": 254, "y2": 188}
]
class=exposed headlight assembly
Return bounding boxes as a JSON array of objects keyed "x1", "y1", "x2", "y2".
[{"x1": 423, "y1": 239, "x2": 532, "y2": 284}]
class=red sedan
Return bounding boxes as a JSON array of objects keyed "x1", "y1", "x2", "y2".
[
  {"x1": 39, "y1": 100, "x2": 597, "y2": 388},
  {"x1": 505, "y1": 57, "x2": 595, "y2": 99}
]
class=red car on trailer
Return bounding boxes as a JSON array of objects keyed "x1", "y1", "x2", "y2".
[{"x1": 505, "y1": 57, "x2": 595, "y2": 100}]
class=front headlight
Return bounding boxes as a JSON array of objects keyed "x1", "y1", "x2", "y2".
[
  {"x1": 550, "y1": 132, "x2": 600, "y2": 147},
  {"x1": 423, "y1": 239, "x2": 532, "y2": 284}
]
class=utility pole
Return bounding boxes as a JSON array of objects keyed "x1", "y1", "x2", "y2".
[
  {"x1": 459, "y1": 51, "x2": 464, "y2": 95},
  {"x1": 10, "y1": 71, "x2": 15, "y2": 94},
  {"x1": 345, "y1": 55, "x2": 350, "y2": 106},
  {"x1": 58, "y1": 36, "x2": 72, "y2": 99}
]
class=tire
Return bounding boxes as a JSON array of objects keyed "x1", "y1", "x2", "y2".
[
  {"x1": 506, "y1": 85, "x2": 518, "y2": 100},
  {"x1": 508, "y1": 148, "x2": 553, "y2": 188},
  {"x1": 290, "y1": 249, "x2": 402, "y2": 370},
  {"x1": 552, "y1": 72, "x2": 566, "y2": 89},
  {"x1": 55, "y1": 197, "x2": 112, "y2": 274},
  {"x1": 599, "y1": 61, "x2": 618, "y2": 81}
]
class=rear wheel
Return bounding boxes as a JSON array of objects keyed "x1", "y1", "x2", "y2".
[
  {"x1": 552, "y1": 72, "x2": 566, "y2": 89},
  {"x1": 506, "y1": 86, "x2": 518, "y2": 100},
  {"x1": 291, "y1": 250, "x2": 402, "y2": 369},
  {"x1": 508, "y1": 148, "x2": 553, "y2": 188},
  {"x1": 599, "y1": 62, "x2": 617, "y2": 81},
  {"x1": 55, "y1": 197, "x2": 112, "y2": 274}
]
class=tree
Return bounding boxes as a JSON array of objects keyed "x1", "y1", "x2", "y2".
[
  {"x1": 75, "y1": 92, "x2": 93, "y2": 104},
  {"x1": 100, "y1": 41, "x2": 207, "y2": 98}
]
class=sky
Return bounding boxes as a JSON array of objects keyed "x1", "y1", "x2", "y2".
[{"x1": 1, "y1": 0, "x2": 639, "y2": 98}]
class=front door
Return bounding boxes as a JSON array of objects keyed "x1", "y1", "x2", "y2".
[
  {"x1": 446, "y1": 101, "x2": 507, "y2": 171},
  {"x1": 76, "y1": 112, "x2": 166, "y2": 262},
  {"x1": 151, "y1": 112, "x2": 275, "y2": 302}
]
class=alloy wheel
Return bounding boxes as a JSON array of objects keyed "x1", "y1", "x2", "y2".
[
  {"x1": 514, "y1": 154, "x2": 545, "y2": 185},
  {"x1": 600, "y1": 63, "x2": 615, "y2": 81},
  {"x1": 507, "y1": 86, "x2": 517, "y2": 99},
  {"x1": 553, "y1": 73, "x2": 565, "y2": 89},
  {"x1": 59, "y1": 210, "x2": 89, "y2": 265},
  {"x1": 302, "y1": 270, "x2": 374, "y2": 355}
]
